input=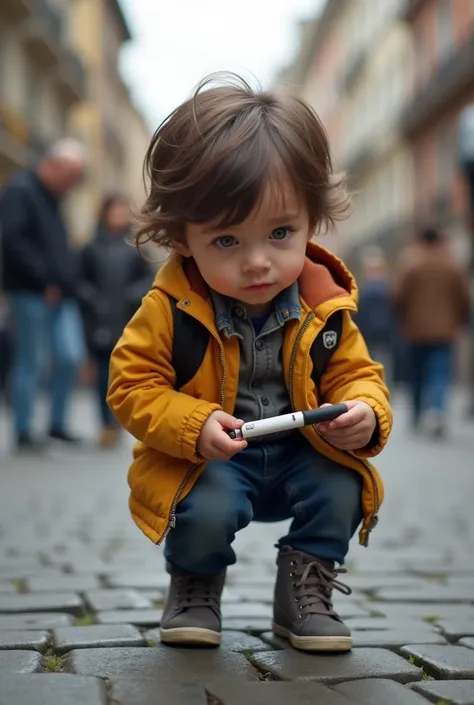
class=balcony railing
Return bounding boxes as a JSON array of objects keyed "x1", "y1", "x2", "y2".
[
  {"x1": 401, "y1": 29, "x2": 474, "y2": 136},
  {"x1": 56, "y1": 48, "x2": 88, "y2": 104},
  {"x1": 22, "y1": 0, "x2": 64, "y2": 67}
]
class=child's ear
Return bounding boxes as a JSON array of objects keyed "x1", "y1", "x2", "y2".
[{"x1": 174, "y1": 240, "x2": 192, "y2": 257}]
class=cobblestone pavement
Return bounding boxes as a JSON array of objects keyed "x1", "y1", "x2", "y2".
[{"x1": 1, "y1": 390, "x2": 474, "y2": 704}]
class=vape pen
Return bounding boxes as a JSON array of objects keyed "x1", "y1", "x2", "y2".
[{"x1": 227, "y1": 403, "x2": 349, "y2": 440}]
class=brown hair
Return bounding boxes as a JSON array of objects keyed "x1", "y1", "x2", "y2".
[{"x1": 136, "y1": 73, "x2": 350, "y2": 250}]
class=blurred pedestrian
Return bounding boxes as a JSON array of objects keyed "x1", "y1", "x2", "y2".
[
  {"x1": 78, "y1": 193, "x2": 153, "y2": 448},
  {"x1": 394, "y1": 226, "x2": 470, "y2": 438},
  {"x1": 353, "y1": 246, "x2": 394, "y2": 386},
  {"x1": 0, "y1": 139, "x2": 87, "y2": 452}
]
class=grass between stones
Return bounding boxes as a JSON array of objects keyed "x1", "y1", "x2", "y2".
[
  {"x1": 423, "y1": 615, "x2": 440, "y2": 624},
  {"x1": 44, "y1": 652, "x2": 63, "y2": 672},
  {"x1": 74, "y1": 613, "x2": 97, "y2": 626},
  {"x1": 407, "y1": 654, "x2": 434, "y2": 680},
  {"x1": 10, "y1": 578, "x2": 27, "y2": 594}
]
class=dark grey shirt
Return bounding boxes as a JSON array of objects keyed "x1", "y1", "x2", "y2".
[{"x1": 211, "y1": 283, "x2": 301, "y2": 428}]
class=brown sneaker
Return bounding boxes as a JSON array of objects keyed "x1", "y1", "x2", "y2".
[
  {"x1": 272, "y1": 547, "x2": 352, "y2": 652},
  {"x1": 160, "y1": 564, "x2": 226, "y2": 646}
]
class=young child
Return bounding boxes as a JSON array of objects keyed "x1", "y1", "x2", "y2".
[{"x1": 107, "y1": 74, "x2": 392, "y2": 653}]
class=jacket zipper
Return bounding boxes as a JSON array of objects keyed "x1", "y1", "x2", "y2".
[
  {"x1": 157, "y1": 317, "x2": 227, "y2": 546},
  {"x1": 288, "y1": 311, "x2": 380, "y2": 546}
]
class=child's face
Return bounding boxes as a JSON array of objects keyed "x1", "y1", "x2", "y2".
[{"x1": 177, "y1": 178, "x2": 313, "y2": 315}]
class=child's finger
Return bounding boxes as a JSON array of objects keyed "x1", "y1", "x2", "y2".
[{"x1": 324, "y1": 405, "x2": 363, "y2": 429}]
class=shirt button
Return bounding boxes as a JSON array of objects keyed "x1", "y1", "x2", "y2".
[
  {"x1": 255, "y1": 339, "x2": 264, "y2": 350},
  {"x1": 261, "y1": 396, "x2": 270, "y2": 406},
  {"x1": 234, "y1": 306, "x2": 245, "y2": 318}
]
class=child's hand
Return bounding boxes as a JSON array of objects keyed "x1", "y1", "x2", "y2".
[
  {"x1": 197, "y1": 411, "x2": 248, "y2": 461},
  {"x1": 317, "y1": 400, "x2": 376, "y2": 451}
]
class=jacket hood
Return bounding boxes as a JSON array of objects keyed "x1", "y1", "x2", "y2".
[{"x1": 151, "y1": 240, "x2": 358, "y2": 312}]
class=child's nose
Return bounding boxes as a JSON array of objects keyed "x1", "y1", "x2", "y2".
[{"x1": 243, "y1": 251, "x2": 271, "y2": 272}]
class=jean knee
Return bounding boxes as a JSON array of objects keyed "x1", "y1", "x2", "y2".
[{"x1": 178, "y1": 495, "x2": 251, "y2": 543}]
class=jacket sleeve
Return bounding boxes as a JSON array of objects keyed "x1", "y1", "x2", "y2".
[
  {"x1": 107, "y1": 289, "x2": 221, "y2": 461},
  {"x1": 0, "y1": 184, "x2": 49, "y2": 289},
  {"x1": 319, "y1": 311, "x2": 392, "y2": 457}
]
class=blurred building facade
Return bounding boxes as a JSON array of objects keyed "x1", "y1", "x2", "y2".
[
  {"x1": 278, "y1": 0, "x2": 474, "y2": 269},
  {"x1": 0, "y1": 0, "x2": 87, "y2": 183},
  {"x1": 0, "y1": 0, "x2": 150, "y2": 242}
]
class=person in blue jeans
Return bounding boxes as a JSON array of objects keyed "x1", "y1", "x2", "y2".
[
  {"x1": 0, "y1": 139, "x2": 87, "y2": 451},
  {"x1": 78, "y1": 194, "x2": 153, "y2": 448},
  {"x1": 394, "y1": 226, "x2": 470, "y2": 437}
]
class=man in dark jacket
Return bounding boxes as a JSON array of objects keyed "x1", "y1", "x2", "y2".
[{"x1": 0, "y1": 139, "x2": 87, "y2": 451}]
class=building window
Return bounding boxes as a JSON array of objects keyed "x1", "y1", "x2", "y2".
[{"x1": 436, "y1": 0, "x2": 453, "y2": 60}]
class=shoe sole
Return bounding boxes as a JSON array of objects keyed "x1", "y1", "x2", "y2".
[
  {"x1": 272, "y1": 622, "x2": 352, "y2": 652},
  {"x1": 160, "y1": 626, "x2": 221, "y2": 646}
]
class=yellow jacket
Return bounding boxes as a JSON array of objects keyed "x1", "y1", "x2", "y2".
[{"x1": 108, "y1": 242, "x2": 392, "y2": 548}]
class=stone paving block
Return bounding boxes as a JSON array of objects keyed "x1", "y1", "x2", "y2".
[
  {"x1": 370, "y1": 603, "x2": 474, "y2": 621},
  {"x1": 0, "y1": 583, "x2": 16, "y2": 594},
  {"x1": 352, "y1": 629, "x2": 447, "y2": 651},
  {"x1": 0, "y1": 612, "x2": 74, "y2": 630},
  {"x1": 375, "y1": 586, "x2": 474, "y2": 603},
  {"x1": 135, "y1": 589, "x2": 163, "y2": 603},
  {"x1": 0, "y1": 650, "x2": 43, "y2": 673},
  {"x1": 334, "y1": 678, "x2": 432, "y2": 704},
  {"x1": 222, "y1": 617, "x2": 272, "y2": 633},
  {"x1": 410, "y1": 679, "x2": 474, "y2": 704},
  {"x1": 0, "y1": 673, "x2": 108, "y2": 705},
  {"x1": 346, "y1": 575, "x2": 434, "y2": 592},
  {"x1": 66, "y1": 559, "x2": 113, "y2": 575},
  {"x1": 207, "y1": 680, "x2": 352, "y2": 705},
  {"x1": 458, "y1": 637, "x2": 474, "y2": 650},
  {"x1": 230, "y1": 586, "x2": 274, "y2": 603},
  {"x1": 66, "y1": 646, "x2": 259, "y2": 681},
  {"x1": 96, "y1": 609, "x2": 163, "y2": 627},
  {"x1": 437, "y1": 620, "x2": 474, "y2": 642},
  {"x1": 145, "y1": 628, "x2": 272, "y2": 653},
  {"x1": 0, "y1": 630, "x2": 50, "y2": 652},
  {"x1": 84, "y1": 589, "x2": 152, "y2": 611},
  {"x1": 110, "y1": 679, "x2": 207, "y2": 705},
  {"x1": 105, "y1": 572, "x2": 169, "y2": 591},
  {"x1": 249, "y1": 647, "x2": 422, "y2": 684},
  {"x1": 221, "y1": 602, "x2": 273, "y2": 619},
  {"x1": 401, "y1": 644, "x2": 474, "y2": 679},
  {"x1": 0, "y1": 592, "x2": 84, "y2": 616},
  {"x1": 26, "y1": 574, "x2": 101, "y2": 592},
  {"x1": 346, "y1": 617, "x2": 438, "y2": 632},
  {"x1": 53, "y1": 623, "x2": 146, "y2": 653}
]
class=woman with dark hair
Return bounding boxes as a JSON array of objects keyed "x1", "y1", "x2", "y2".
[{"x1": 79, "y1": 193, "x2": 152, "y2": 447}]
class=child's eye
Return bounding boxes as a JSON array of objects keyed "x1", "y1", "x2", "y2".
[
  {"x1": 214, "y1": 235, "x2": 237, "y2": 249},
  {"x1": 270, "y1": 227, "x2": 293, "y2": 241}
]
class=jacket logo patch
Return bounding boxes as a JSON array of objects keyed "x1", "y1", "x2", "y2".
[{"x1": 323, "y1": 331, "x2": 338, "y2": 350}]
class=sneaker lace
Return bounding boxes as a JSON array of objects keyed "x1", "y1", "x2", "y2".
[
  {"x1": 291, "y1": 559, "x2": 352, "y2": 618},
  {"x1": 176, "y1": 574, "x2": 222, "y2": 614}
]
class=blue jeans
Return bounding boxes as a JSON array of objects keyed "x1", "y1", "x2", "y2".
[
  {"x1": 93, "y1": 350, "x2": 116, "y2": 428},
  {"x1": 165, "y1": 433, "x2": 363, "y2": 573},
  {"x1": 408, "y1": 343, "x2": 452, "y2": 423},
  {"x1": 9, "y1": 293, "x2": 85, "y2": 435}
]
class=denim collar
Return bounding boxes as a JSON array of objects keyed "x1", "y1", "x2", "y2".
[{"x1": 210, "y1": 281, "x2": 301, "y2": 338}]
